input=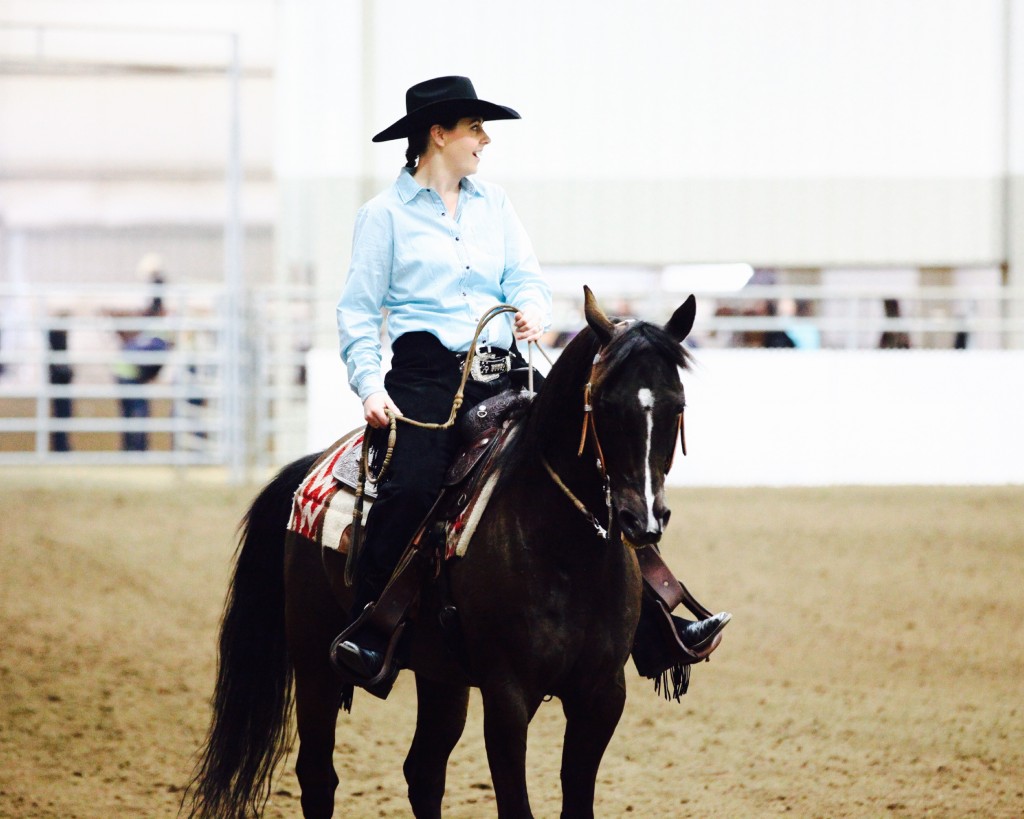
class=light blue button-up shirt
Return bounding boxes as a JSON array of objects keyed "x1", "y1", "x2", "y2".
[{"x1": 337, "y1": 168, "x2": 551, "y2": 401}]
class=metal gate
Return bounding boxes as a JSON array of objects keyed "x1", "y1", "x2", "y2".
[{"x1": 0, "y1": 281, "x2": 315, "y2": 478}]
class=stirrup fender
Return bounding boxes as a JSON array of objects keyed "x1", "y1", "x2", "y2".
[{"x1": 635, "y1": 545, "x2": 714, "y2": 620}]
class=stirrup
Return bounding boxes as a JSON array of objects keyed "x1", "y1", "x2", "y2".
[{"x1": 329, "y1": 609, "x2": 406, "y2": 700}]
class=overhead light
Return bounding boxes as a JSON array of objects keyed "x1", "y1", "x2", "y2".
[{"x1": 661, "y1": 263, "x2": 754, "y2": 293}]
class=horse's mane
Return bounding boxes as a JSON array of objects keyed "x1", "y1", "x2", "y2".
[
  {"x1": 497, "y1": 320, "x2": 691, "y2": 482},
  {"x1": 590, "y1": 320, "x2": 691, "y2": 391}
]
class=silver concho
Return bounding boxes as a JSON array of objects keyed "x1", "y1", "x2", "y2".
[{"x1": 469, "y1": 353, "x2": 510, "y2": 383}]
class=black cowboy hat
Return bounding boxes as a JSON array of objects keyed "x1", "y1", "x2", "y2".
[{"x1": 371, "y1": 75, "x2": 520, "y2": 143}]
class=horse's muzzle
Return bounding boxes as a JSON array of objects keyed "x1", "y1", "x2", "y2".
[{"x1": 615, "y1": 490, "x2": 669, "y2": 548}]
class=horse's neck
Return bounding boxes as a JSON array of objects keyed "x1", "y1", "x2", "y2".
[
  {"x1": 558, "y1": 424, "x2": 610, "y2": 506},
  {"x1": 532, "y1": 397, "x2": 609, "y2": 515}
]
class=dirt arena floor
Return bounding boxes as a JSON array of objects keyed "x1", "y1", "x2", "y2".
[{"x1": 1, "y1": 468, "x2": 1021, "y2": 818}]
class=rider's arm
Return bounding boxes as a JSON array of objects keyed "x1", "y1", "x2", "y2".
[{"x1": 337, "y1": 205, "x2": 394, "y2": 402}]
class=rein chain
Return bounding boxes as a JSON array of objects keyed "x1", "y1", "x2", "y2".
[{"x1": 541, "y1": 456, "x2": 612, "y2": 540}]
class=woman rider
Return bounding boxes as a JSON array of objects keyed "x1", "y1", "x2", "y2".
[
  {"x1": 334, "y1": 76, "x2": 549, "y2": 682},
  {"x1": 333, "y1": 76, "x2": 728, "y2": 686}
]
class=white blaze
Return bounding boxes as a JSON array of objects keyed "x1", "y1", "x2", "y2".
[{"x1": 637, "y1": 388, "x2": 658, "y2": 531}]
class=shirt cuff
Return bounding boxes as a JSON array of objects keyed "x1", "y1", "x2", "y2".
[{"x1": 354, "y1": 373, "x2": 387, "y2": 403}]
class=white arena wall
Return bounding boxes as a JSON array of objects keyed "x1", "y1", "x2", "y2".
[{"x1": 306, "y1": 348, "x2": 1024, "y2": 487}]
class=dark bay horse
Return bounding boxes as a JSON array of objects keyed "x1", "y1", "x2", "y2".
[{"x1": 185, "y1": 288, "x2": 699, "y2": 819}]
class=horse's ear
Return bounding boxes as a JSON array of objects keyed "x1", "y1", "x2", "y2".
[
  {"x1": 665, "y1": 294, "x2": 697, "y2": 343},
  {"x1": 583, "y1": 285, "x2": 616, "y2": 345}
]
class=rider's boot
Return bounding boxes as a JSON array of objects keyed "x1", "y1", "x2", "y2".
[
  {"x1": 330, "y1": 542, "x2": 430, "y2": 697},
  {"x1": 675, "y1": 611, "x2": 732, "y2": 654},
  {"x1": 331, "y1": 573, "x2": 389, "y2": 681},
  {"x1": 631, "y1": 596, "x2": 731, "y2": 684}
]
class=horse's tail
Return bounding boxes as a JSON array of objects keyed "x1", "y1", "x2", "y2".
[{"x1": 183, "y1": 452, "x2": 320, "y2": 819}]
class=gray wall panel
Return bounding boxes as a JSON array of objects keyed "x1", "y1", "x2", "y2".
[{"x1": 503, "y1": 177, "x2": 1004, "y2": 267}]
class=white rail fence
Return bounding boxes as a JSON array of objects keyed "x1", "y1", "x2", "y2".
[
  {"x1": 0, "y1": 283, "x2": 310, "y2": 472},
  {"x1": 2, "y1": 282, "x2": 1023, "y2": 480}
]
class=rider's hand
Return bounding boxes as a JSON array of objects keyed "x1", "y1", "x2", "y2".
[
  {"x1": 513, "y1": 307, "x2": 544, "y2": 343},
  {"x1": 362, "y1": 391, "x2": 402, "y2": 429}
]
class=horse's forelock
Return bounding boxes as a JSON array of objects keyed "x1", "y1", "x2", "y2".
[
  {"x1": 593, "y1": 321, "x2": 690, "y2": 389},
  {"x1": 503, "y1": 321, "x2": 688, "y2": 475}
]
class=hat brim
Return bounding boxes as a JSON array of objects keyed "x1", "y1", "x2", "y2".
[{"x1": 371, "y1": 99, "x2": 520, "y2": 142}]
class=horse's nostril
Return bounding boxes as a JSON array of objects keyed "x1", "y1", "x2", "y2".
[
  {"x1": 614, "y1": 505, "x2": 647, "y2": 536},
  {"x1": 659, "y1": 508, "x2": 671, "y2": 527}
]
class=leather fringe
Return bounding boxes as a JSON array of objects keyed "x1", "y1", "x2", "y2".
[
  {"x1": 339, "y1": 683, "x2": 354, "y2": 714},
  {"x1": 652, "y1": 661, "x2": 691, "y2": 702}
]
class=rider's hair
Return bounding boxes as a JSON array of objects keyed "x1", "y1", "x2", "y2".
[{"x1": 405, "y1": 115, "x2": 468, "y2": 170}]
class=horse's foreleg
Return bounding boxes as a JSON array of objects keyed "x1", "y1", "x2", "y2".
[
  {"x1": 403, "y1": 674, "x2": 470, "y2": 819},
  {"x1": 481, "y1": 680, "x2": 542, "y2": 819},
  {"x1": 558, "y1": 671, "x2": 627, "y2": 819}
]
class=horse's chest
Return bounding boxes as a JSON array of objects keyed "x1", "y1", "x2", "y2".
[
  {"x1": 454, "y1": 546, "x2": 641, "y2": 672},
  {"x1": 531, "y1": 582, "x2": 636, "y2": 655}
]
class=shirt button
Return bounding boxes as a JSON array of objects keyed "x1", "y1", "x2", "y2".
[
  {"x1": 455, "y1": 237, "x2": 460, "y2": 241},
  {"x1": 465, "y1": 265, "x2": 470, "y2": 270}
]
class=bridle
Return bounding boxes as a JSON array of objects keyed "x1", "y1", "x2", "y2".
[
  {"x1": 542, "y1": 336, "x2": 686, "y2": 548},
  {"x1": 542, "y1": 350, "x2": 613, "y2": 541}
]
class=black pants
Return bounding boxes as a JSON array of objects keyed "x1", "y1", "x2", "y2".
[
  {"x1": 355, "y1": 332, "x2": 514, "y2": 606},
  {"x1": 50, "y1": 397, "x2": 73, "y2": 452}
]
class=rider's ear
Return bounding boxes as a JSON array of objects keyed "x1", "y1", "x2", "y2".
[
  {"x1": 665, "y1": 295, "x2": 697, "y2": 343},
  {"x1": 583, "y1": 285, "x2": 615, "y2": 345}
]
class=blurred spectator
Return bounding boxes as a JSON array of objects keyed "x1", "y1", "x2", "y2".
[
  {"x1": 710, "y1": 305, "x2": 741, "y2": 347},
  {"x1": 762, "y1": 300, "x2": 796, "y2": 348},
  {"x1": 108, "y1": 255, "x2": 173, "y2": 451},
  {"x1": 47, "y1": 317, "x2": 74, "y2": 452},
  {"x1": 609, "y1": 298, "x2": 637, "y2": 323},
  {"x1": 542, "y1": 328, "x2": 578, "y2": 348},
  {"x1": 779, "y1": 298, "x2": 821, "y2": 350},
  {"x1": 739, "y1": 299, "x2": 795, "y2": 348},
  {"x1": 879, "y1": 298, "x2": 911, "y2": 349}
]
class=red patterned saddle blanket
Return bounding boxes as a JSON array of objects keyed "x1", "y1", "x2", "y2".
[
  {"x1": 286, "y1": 428, "x2": 368, "y2": 553},
  {"x1": 286, "y1": 417, "x2": 521, "y2": 559}
]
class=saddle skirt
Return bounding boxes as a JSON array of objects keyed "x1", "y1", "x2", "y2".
[{"x1": 287, "y1": 390, "x2": 530, "y2": 560}]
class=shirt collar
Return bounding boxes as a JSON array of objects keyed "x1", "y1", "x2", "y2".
[
  {"x1": 396, "y1": 168, "x2": 421, "y2": 203},
  {"x1": 396, "y1": 167, "x2": 481, "y2": 204}
]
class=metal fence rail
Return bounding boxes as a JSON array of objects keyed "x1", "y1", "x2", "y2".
[
  {"x1": 544, "y1": 280, "x2": 1024, "y2": 351},
  {"x1": 2, "y1": 280, "x2": 1023, "y2": 475},
  {"x1": 0, "y1": 283, "x2": 228, "y2": 465}
]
